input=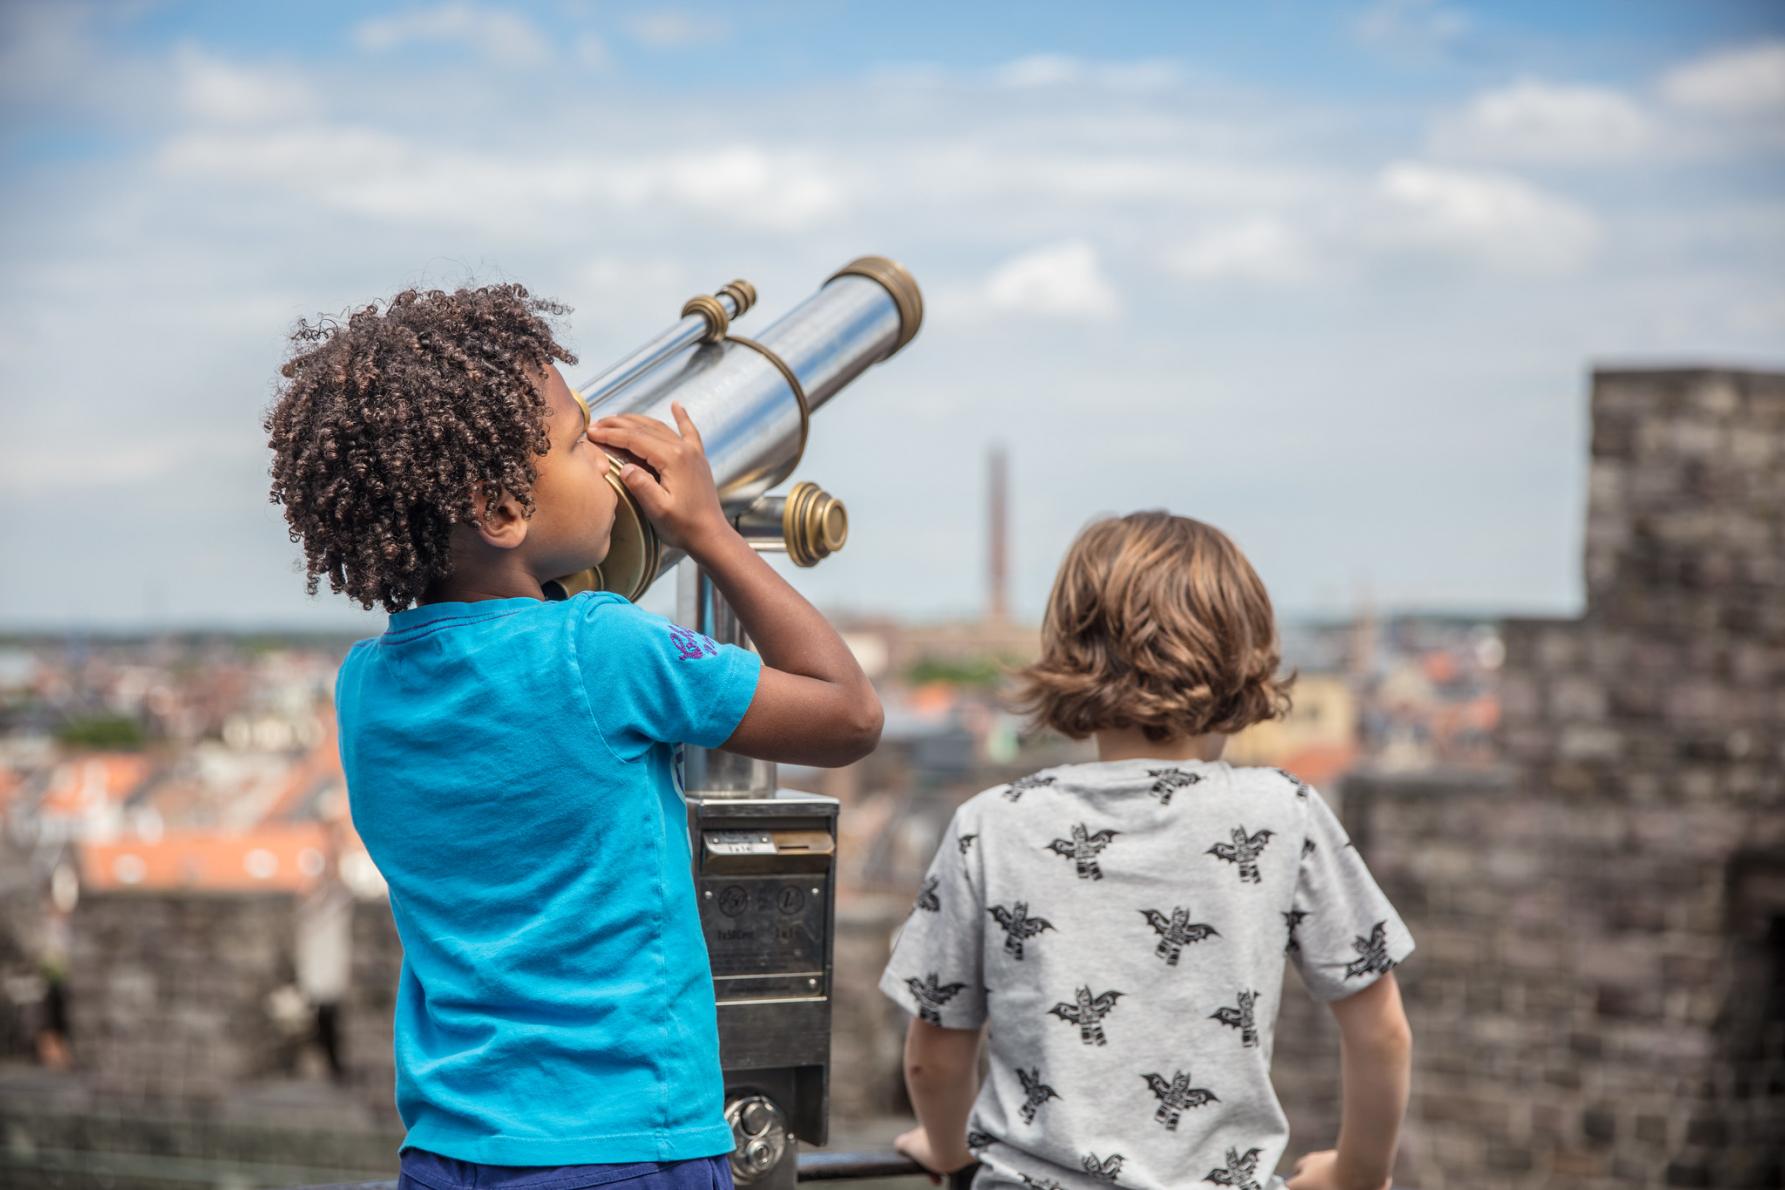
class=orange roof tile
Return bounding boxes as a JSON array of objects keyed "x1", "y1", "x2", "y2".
[
  {"x1": 1421, "y1": 651, "x2": 1459, "y2": 685},
  {"x1": 907, "y1": 683, "x2": 959, "y2": 716},
  {"x1": 1278, "y1": 741, "x2": 1360, "y2": 790},
  {"x1": 39, "y1": 755, "x2": 154, "y2": 817},
  {"x1": 258, "y1": 715, "x2": 344, "y2": 823},
  {"x1": 79, "y1": 824, "x2": 332, "y2": 893}
]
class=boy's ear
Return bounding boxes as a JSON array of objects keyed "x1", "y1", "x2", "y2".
[{"x1": 469, "y1": 485, "x2": 529, "y2": 551}]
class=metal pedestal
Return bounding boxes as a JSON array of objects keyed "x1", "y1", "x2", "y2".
[{"x1": 680, "y1": 561, "x2": 838, "y2": 1189}]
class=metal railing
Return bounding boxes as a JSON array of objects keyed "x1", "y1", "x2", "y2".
[{"x1": 796, "y1": 1151, "x2": 972, "y2": 1184}]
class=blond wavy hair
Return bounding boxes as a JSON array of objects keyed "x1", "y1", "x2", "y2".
[{"x1": 1013, "y1": 511, "x2": 1294, "y2": 742}]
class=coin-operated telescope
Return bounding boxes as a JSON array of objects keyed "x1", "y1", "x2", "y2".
[{"x1": 548, "y1": 258, "x2": 922, "y2": 1189}]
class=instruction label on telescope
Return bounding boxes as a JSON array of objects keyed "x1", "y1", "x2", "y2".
[
  {"x1": 700, "y1": 874, "x2": 829, "y2": 977},
  {"x1": 706, "y1": 830, "x2": 776, "y2": 855}
]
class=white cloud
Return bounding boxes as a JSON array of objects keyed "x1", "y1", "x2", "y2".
[
  {"x1": 899, "y1": 145, "x2": 1327, "y2": 211},
  {"x1": 1375, "y1": 162, "x2": 1599, "y2": 274},
  {"x1": 1660, "y1": 40, "x2": 1785, "y2": 116},
  {"x1": 637, "y1": 146, "x2": 847, "y2": 229},
  {"x1": 979, "y1": 241, "x2": 1121, "y2": 320},
  {"x1": 1353, "y1": 0, "x2": 1471, "y2": 59},
  {"x1": 352, "y1": 3, "x2": 551, "y2": 66},
  {"x1": 1169, "y1": 217, "x2": 1314, "y2": 285},
  {"x1": 995, "y1": 54, "x2": 1082, "y2": 88},
  {"x1": 573, "y1": 32, "x2": 610, "y2": 70},
  {"x1": 155, "y1": 129, "x2": 847, "y2": 233},
  {"x1": 176, "y1": 45, "x2": 315, "y2": 124},
  {"x1": 1432, "y1": 79, "x2": 1652, "y2": 164},
  {"x1": 992, "y1": 54, "x2": 1184, "y2": 92},
  {"x1": 626, "y1": 11, "x2": 728, "y2": 48}
]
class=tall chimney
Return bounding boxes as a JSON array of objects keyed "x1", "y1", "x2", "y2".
[{"x1": 987, "y1": 444, "x2": 1009, "y2": 624}]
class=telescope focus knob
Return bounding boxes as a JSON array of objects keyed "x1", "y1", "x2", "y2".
[
  {"x1": 731, "y1": 482, "x2": 848, "y2": 567},
  {"x1": 782, "y1": 481, "x2": 847, "y2": 567}
]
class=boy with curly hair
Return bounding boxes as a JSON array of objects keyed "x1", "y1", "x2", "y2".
[
  {"x1": 267, "y1": 284, "x2": 882, "y2": 1189},
  {"x1": 881, "y1": 512, "x2": 1414, "y2": 1190}
]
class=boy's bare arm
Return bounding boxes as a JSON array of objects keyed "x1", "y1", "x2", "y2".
[
  {"x1": 895, "y1": 1018, "x2": 981, "y2": 1175},
  {"x1": 691, "y1": 529, "x2": 883, "y2": 764},
  {"x1": 591, "y1": 405, "x2": 882, "y2": 766},
  {"x1": 1293, "y1": 972, "x2": 1412, "y2": 1190}
]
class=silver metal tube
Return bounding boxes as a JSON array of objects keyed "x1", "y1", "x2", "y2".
[
  {"x1": 596, "y1": 339, "x2": 802, "y2": 513},
  {"x1": 731, "y1": 496, "x2": 792, "y2": 552},
  {"x1": 754, "y1": 275, "x2": 906, "y2": 411},
  {"x1": 676, "y1": 557, "x2": 776, "y2": 798},
  {"x1": 573, "y1": 282, "x2": 756, "y2": 410}
]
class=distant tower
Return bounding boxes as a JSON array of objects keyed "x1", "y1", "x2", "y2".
[
  {"x1": 988, "y1": 445, "x2": 1010, "y2": 625},
  {"x1": 1349, "y1": 580, "x2": 1377, "y2": 683}
]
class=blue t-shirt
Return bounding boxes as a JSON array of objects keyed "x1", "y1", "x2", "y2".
[{"x1": 336, "y1": 591, "x2": 762, "y2": 1165}]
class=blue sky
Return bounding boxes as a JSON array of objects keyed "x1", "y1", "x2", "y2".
[{"x1": 2, "y1": 0, "x2": 1783, "y2": 630}]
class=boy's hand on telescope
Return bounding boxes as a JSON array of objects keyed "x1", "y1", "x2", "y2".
[{"x1": 591, "y1": 403, "x2": 731, "y2": 555}]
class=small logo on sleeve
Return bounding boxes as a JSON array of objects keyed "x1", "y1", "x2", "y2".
[
  {"x1": 1344, "y1": 920, "x2": 1398, "y2": 980},
  {"x1": 906, "y1": 973, "x2": 967, "y2": 1024},
  {"x1": 667, "y1": 624, "x2": 720, "y2": 661}
]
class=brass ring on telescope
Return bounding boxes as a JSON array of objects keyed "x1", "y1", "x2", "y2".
[
  {"x1": 716, "y1": 279, "x2": 757, "y2": 318},
  {"x1": 827, "y1": 255, "x2": 923, "y2": 356},
  {"x1": 725, "y1": 333, "x2": 811, "y2": 490},
  {"x1": 681, "y1": 294, "x2": 731, "y2": 343}
]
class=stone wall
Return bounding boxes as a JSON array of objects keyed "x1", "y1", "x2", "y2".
[
  {"x1": 1329, "y1": 368, "x2": 1785, "y2": 1189},
  {"x1": 830, "y1": 896, "x2": 918, "y2": 1123},
  {"x1": 1, "y1": 890, "x2": 402, "y2": 1188},
  {"x1": 341, "y1": 896, "x2": 403, "y2": 1115},
  {"x1": 69, "y1": 891, "x2": 298, "y2": 1099}
]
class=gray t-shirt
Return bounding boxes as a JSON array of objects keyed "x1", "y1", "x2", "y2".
[{"x1": 878, "y1": 758, "x2": 1415, "y2": 1190}]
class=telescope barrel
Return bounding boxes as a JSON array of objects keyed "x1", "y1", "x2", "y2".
[
  {"x1": 574, "y1": 280, "x2": 757, "y2": 411},
  {"x1": 552, "y1": 258, "x2": 920, "y2": 602}
]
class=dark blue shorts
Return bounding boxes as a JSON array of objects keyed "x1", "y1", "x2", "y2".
[{"x1": 397, "y1": 1148, "x2": 735, "y2": 1190}]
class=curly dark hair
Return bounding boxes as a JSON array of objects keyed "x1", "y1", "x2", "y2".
[
  {"x1": 1012, "y1": 511, "x2": 1295, "y2": 742},
  {"x1": 265, "y1": 284, "x2": 577, "y2": 612}
]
